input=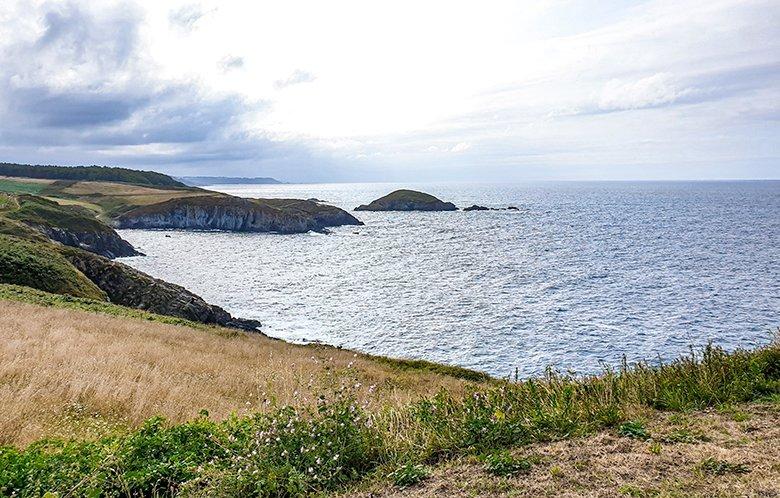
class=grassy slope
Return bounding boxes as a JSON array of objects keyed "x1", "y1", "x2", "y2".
[
  {"x1": 0, "y1": 296, "x2": 475, "y2": 446},
  {"x1": 0, "y1": 291, "x2": 777, "y2": 496},
  {"x1": 0, "y1": 177, "x2": 50, "y2": 195},
  {"x1": 7, "y1": 194, "x2": 116, "y2": 233},
  {"x1": 0, "y1": 235, "x2": 106, "y2": 300}
]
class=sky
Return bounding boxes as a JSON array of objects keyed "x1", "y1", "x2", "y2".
[{"x1": 0, "y1": 0, "x2": 778, "y2": 182}]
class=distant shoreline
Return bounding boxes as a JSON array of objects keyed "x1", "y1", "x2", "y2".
[{"x1": 177, "y1": 176, "x2": 284, "y2": 186}]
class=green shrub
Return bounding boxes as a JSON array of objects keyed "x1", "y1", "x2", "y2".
[
  {"x1": 388, "y1": 463, "x2": 429, "y2": 488},
  {"x1": 483, "y1": 451, "x2": 532, "y2": 476},
  {"x1": 618, "y1": 420, "x2": 650, "y2": 440},
  {"x1": 697, "y1": 457, "x2": 750, "y2": 475}
]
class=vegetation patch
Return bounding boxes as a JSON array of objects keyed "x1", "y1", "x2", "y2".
[
  {"x1": 483, "y1": 450, "x2": 533, "y2": 476},
  {"x1": 0, "y1": 178, "x2": 50, "y2": 195},
  {"x1": 0, "y1": 284, "x2": 204, "y2": 328},
  {"x1": 369, "y1": 355, "x2": 491, "y2": 383},
  {"x1": 7, "y1": 195, "x2": 112, "y2": 233},
  {"x1": 0, "y1": 342, "x2": 777, "y2": 496},
  {"x1": 0, "y1": 235, "x2": 106, "y2": 300},
  {"x1": 388, "y1": 463, "x2": 429, "y2": 488},
  {"x1": 618, "y1": 420, "x2": 650, "y2": 440},
  {"x1": 697, "y1": 457, "x2": 751, "y2": 476}
]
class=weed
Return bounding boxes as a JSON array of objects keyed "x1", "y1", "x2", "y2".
[
  {"x1": 389, "y1": 464, "x2": 429, "y2": 488},
  {"x1": 483, "y1": 451, "x2": 532, "y2": 477},
  {"x1": 697, "y1": 457, "x2": 750, "y2": 475},
  {"x1": 619, "y1": 420, "x2": 650, "y2": 440}
]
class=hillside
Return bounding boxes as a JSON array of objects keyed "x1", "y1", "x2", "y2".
[
  {"x1": 0, "y1": 293, "x2": 478, "y2": 446},
  {"x1": 0, "y1": 290, "x2": 777, "y2": 496},
  {"x1": 0, "y1": 163, "x2": 186, "y2": 187}
]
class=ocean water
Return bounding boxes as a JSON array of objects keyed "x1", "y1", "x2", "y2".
[{"x1": 117, "y1": 181, "x2": 780, "y2": 378}]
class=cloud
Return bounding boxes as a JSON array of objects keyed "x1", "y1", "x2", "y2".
[
  {"x1": 597, "y1": 73, "x2": 696, "y2": 112},
  {"x1": 219, "y1": 55, "x2": 244, "y2": 71},
  {"x1": 450, "y1": 142, "x2": 471, "y2": 153},
  {"x1": 169, "y1": 4, "x2": 211, "y2": 30},
  {"x1": 274, "y1": 69, "x2": 316, "y2": 90}
]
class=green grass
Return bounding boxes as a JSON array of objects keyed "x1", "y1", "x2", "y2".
[
  {"x1": 370, "y1": 355, "x2": 491, "y2": 382},
  {"x1": 0, "y1": 178, "x2": 47, "y2": 195},
  {"x1": 0, "y1": 284, "x2": 207, "y2": 328},
  {"x1": 0, "y1": 235, "x2": 106, "y2": 300},
  {"x1": 1, "y1": 340, "x2": 777, "y2": 497},
  {"x1": 6, "y1": 195, "x2": 112, "y2": 234}
]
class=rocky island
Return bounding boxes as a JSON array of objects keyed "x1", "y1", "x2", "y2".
[{"x1": 355, "y1": 189, "x2": 458, "y2": 211}]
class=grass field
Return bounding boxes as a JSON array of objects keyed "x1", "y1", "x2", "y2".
[
  {"x1": 0, "y1": 292, "x2": 777, "y2": 496},
  {"x1": 0, "y1": 297, "x2": 472, "y2": 447},
  {"x1": 0, "y1": 177, "x2": 50, "y2": 195}
]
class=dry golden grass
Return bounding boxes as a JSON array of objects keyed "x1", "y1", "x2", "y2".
[
  {"x1": 57, "y1": 180, "x2": 211, "y2": 204},
  {"x1": 0, "y1": 301, "x2": 468, "y2": 446},
  {"x1": 348, "y1": 403, "x2": 780, "y2": 497}
]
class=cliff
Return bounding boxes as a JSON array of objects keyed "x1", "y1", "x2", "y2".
[
  {"x1": 8, "y1": 195, "x2": 139, "y2": 258},
  {"x1": 355, "y1": 189, "x2": 458, "y2": 211},
  {"x1": 61, "y1": 247, "x2": 261, "y2": 331},
  {"x1": 114, "y1": 195, "x2": 362, "y2": 233}
]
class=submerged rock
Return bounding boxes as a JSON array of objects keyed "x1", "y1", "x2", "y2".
[
  {"x1": 114, "y1": 195, "x2": 362, "y2": 233},
  {"x1": 355, "y1": 190, "x2": 457, "y2": 211},
  {"x1": 463, "y1": 204, "x2": 521, "y2": 212}
]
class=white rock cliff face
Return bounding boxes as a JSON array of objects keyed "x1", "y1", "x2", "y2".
[{"x1": 115, "y1": 196, "x2": 362, "y2": 233}]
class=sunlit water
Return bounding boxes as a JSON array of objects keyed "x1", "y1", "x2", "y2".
[{"x1": 118, "y1": 181, "x2": 780, "y2": 378}]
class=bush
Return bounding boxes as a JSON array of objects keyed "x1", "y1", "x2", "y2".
[
  {"x1": 483, "y1": 451, "x2": 532, "y2": 476},
  {"x1": 388, "y1": 463, "x2": 429, "y2": 488},
  {"x1": 618, "y1": 420, "x2": 650, "y2": 440},
  {"x1": 697, "y1": 457, "x2": 750, "y2": 475}
]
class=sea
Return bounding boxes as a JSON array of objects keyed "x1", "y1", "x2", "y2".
[{"x1": 117, "y1": 181, "x2": 780, "y2": 378}]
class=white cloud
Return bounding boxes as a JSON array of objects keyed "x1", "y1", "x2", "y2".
[
  {"x1": 597, "y1": 73, "x2": 694, "y2": 112},
  {"x1": 450, "y1": 142, "x2": 471, "y2": 153}
]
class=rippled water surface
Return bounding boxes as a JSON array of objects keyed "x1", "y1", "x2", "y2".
[{"x1": 118, "y1": 181, "x2": 780, "y2": 377}]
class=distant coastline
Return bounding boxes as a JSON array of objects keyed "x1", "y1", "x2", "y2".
[{"x1": 178, "y1": 175, "x2": 284, "y2": 186}]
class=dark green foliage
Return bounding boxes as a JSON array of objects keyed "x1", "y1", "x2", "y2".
[
  {"x1": 697, "y1": 457, "x2": 751, "y2": 475},
  {"x1": 388, "y1": 464, "x2": 429, "y2": 488},
  {"x1": 0, "y1": 163, "x2": 185, "y2": 187},
  {"x1": 0, "y1": 393, "x2": 377, "y2": 497},
  {"x1": 0, "y1": 235, "x2": 106, "y2": 300},
  {"x1": 618, "y1": 420, "x2": 650, "y2": 440},
  {"x1": 483, "y1": 451, "x2": 532, "y2": 476}
]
